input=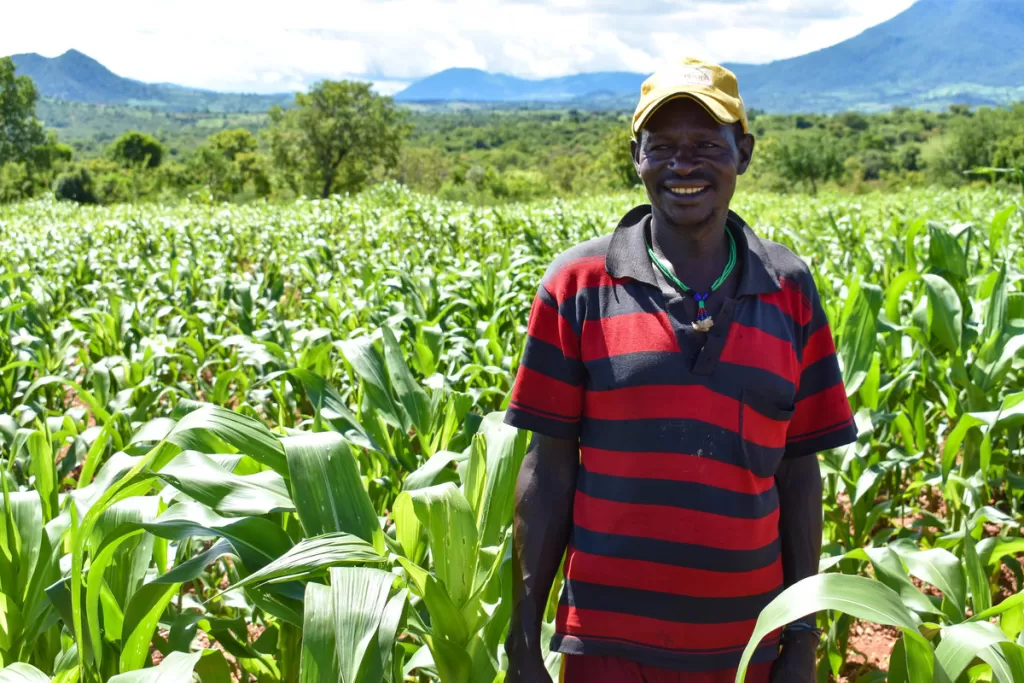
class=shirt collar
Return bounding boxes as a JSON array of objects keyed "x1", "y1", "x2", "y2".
[{"x1": 604, "y1": 204, "x2": 781, "y2": 297}]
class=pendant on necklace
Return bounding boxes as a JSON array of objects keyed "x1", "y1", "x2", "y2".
[
  {"x1": 692, "y1": 317, "x2": 714, "y2": 333},
  {"x1": 692, "y1": 293, "x2": 713, "y2": 332}
]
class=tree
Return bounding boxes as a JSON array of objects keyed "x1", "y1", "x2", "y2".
[
  {"x1": 266, "y1": 80, "x2": 407, "y2": 198},
  {"x1": 767, "y1": 130, "x2": 846, "y2": 195},
  {"x1": 0, "y1": 57, "x2": 46, "y2": 168},
  {"x1": 207, "y1": 128, "x2": 258, "y2": 161},
  {"x1": 109, "y1": 131, "x2": 165, "y2": 168}
]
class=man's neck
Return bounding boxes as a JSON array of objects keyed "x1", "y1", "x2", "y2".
[{"x1": 649, "y1": 209, "x2": 731, "y2": 290}]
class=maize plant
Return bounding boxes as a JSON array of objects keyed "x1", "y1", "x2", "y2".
[{"x1": 0, "y1": 183, "x2": 1020, "y2": 682}]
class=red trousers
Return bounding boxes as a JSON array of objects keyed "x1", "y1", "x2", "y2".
[{"x1": 561, "y1": 655, "x2": 773, "y2": 683}]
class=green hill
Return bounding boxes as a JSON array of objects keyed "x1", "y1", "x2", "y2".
[{"x1": 9, "y1": 49, "x2": 293, "y2": 113}]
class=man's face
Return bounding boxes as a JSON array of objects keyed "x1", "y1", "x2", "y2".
[{"x1": 631, "y1": 98, "x2": 754, "y2": 230}]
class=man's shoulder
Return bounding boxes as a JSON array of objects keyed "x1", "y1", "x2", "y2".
[
  {"x1": 540, "y1": 234, "x2": 615, "y2": 285},
  {"x1": 756, "y1": 235, "x2": 818, "y2": 294}
]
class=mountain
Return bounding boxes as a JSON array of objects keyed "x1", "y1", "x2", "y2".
[
  {"x1": 396, "y1": 68, "x2": 644, "y2": 103},
  {"x1": 8, "y1": 0, "x2": 1024, "y2": 115},
  {"x1": 9, "y1": 49, "x2": 293, "y2": 113},
  {"x1": 397, "y1": 0, "x2": 1024, "y2": 112}
]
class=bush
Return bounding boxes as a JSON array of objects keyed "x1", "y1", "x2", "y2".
[
  {"x1": 53, "y1": 167, "x2": 97, "y2": 204},
  {"x1": 0, "y1": 162, "x2": 34, "y2": 203},
  {"x1": 109, "y1": 131, "x2": 166, "y2": 169}
]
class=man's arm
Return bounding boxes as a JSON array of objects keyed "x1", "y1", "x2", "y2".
[
  {"x1": 505, "y1": 432, "x2": 579, "y2": 683},
  {"x1": 770, "y1": 454, "x2": 823, "y2": 683}
]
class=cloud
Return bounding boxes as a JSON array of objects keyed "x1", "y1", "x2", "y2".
[{"x1": 1, "y1": 0, "x2": 919, "y2": 93}]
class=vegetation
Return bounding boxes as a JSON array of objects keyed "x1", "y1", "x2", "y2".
[
  {"x1": 265, "y1": 81, "x2": 407, "y2": 199},
  {"x1": 0, "y1": 184, "x2": 1021, "y2": 682},
  {"x1": 8, "y1": 85, "x2": 1024, "y2": 206}
]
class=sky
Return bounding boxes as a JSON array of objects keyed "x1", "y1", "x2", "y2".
[{"x1": 1, "y1": 0, "x2": 918, "y2": 95}]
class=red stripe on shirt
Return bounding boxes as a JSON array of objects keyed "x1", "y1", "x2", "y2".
[
  {"x1": 741, "y1": 402, "x2": 791, "y2": 449},
  {"x1": 721, "y1": 323, "x2": 799, "y2": 385},
  {"x1": 759, "y1": 278, "x2": 812, "y2": 327},
  {"x1": 525, "y1": 297, "x2": 580, "y2": 359},
  {"x1": 788, "y1": 383, "x2": 851, "y2": 442},
  {"x1": 580, "y1": 311, "x2": 680, "y2": 362},
  {"x1": 574, "y1": 492, "x2": 780, "y2": 551},
  {"x1": 580, "y1": 447, "x2": 775, "y2": 495},
  {"x1": 801, "y1": 325, "x2": 836, "y2": 371},
  {"x1": 584, "y1": 384, "x2": 739, "y2": 432},
  {"x1": 510, "y1": 365, "x2": 582, "y2": 421},
  {"x1": 564, "y1": 546, "x2": 784, "y2": 599},
  {"x1": 558, "y1": 605, "x2": 774, "y2": 653},
  {"x1": 545, "y1": 256, "x2": 625, "y2": 303}
]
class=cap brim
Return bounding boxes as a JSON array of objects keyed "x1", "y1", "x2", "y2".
[{"x1": 633, "y1": 92, "x2": 742, "y2": 138}]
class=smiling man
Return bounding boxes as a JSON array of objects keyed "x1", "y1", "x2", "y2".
[{"x1": 503, "y1": 58, "x2": 857, "y2": 683}]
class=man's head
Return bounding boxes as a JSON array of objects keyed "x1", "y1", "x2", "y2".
[{"x1": 630, "y1": 58, "x2": 755, "y2": 231}]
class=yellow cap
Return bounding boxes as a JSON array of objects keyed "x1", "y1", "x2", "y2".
[{"x1": 632, "y1": 57, "x2": 748, "y2": 139}]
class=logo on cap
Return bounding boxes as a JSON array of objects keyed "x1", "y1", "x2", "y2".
[{"x1": 671, "y1": 66, "x2": 713, "y2": 87}]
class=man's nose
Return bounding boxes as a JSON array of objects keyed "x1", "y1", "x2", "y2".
[{"x1": 668, "y1": 154, "x2": 702, "y2": 175}]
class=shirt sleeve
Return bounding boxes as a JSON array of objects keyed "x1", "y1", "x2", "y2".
[
  {"x1": 504, "y1": 278, "x2": 585, "y2": 441},
  {"x1": 784, "y1": 281, "x2": 857, "y2": 459}
]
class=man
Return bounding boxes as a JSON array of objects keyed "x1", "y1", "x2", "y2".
[{"x1": 502, "y1": 58, "x2": 857, "y2": 683}]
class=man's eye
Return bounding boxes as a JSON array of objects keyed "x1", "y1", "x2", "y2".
[{"x1": 698, "y1": 141, "x2": 718, "y2": 149}]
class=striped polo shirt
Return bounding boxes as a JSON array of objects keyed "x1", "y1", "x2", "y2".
[{"x1": 504, "y1": 205, "x2": 857, "y2": 672}]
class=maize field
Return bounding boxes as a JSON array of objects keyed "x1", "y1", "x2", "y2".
[{"x1": 0, "y1": 184, "x2": 1022, "y2": 683}]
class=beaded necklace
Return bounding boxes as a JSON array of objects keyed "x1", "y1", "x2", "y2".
[{"x1": 646, "y1": 230, "x2": 737, "y2": 332}]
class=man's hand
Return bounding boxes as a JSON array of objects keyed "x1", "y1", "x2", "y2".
[
  {"x1": 769, "y1": 632, "x2": 818, "y2": 683},
  {"x1": 505, "y1": 649, "x2": 554, "y2": 683},
  {"x1": 506, "y1": 433, "x2": 578, "y2": 683}
]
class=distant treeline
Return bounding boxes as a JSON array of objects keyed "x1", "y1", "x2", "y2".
[{"x1": 2, "y1": 56, "x2": 1024, "y2": 205}]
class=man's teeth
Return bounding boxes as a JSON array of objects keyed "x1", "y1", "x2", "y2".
[{"x1": 668, "y1": 187, "x2": 706, "y2": 195}]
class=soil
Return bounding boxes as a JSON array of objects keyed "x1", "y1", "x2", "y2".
[{"x1": 836, "y1": 621, "x2": 900, "y2": 682}]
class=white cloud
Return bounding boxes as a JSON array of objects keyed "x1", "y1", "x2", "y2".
[{"x1": 1, "y1": 0, "x2": 918, "y2": 93}]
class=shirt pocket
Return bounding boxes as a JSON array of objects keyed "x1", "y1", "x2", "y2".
[{"x1": 739, "y1": 388, "x2": 795, "y2": 477}]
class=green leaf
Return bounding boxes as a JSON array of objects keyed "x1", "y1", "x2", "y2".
[
  {"x1": 928, "y1": 221, "x2": 968, "y2": 280},
  {"x1": 338, "y1": 335, "x2": 403, "y2": 429},
  {"x1": 884, "y1": 271, "x2": 921, "y2": 323},
  {"x1": 283, "y1": 432, "x2": 385, "y2": 554},
  {"x1": 970, "y1": 593, "x2": 1024, "y2": 625},
  {"x1": 471, "y1": 413, "x2": 528, "y2": 548},
  {"x1": 300, "y1": 567, "x2": 404, "y2": 683},
  {"x1": 258, "y1": 369, "x2": 376, "y2": 451},
  {"x1": 922, "y1": 273, "x2": 963, "y2": 355},
  {"x1": 119, "y1": 581, "x2": 180, "y2": 673},
  {"x1": 24, "y1": 376, "x2": 111, "y2": 424},
  {"x1": 399, "y1": 483, "x2": 479, "y2": 608},
  {"x1": 381, "y1": 325, "x2": 431, "y2": 437},
  {"x1": 393, "y1": 492, "x2": 427, "y2": 566},
  {"x1": 218, "y1": 532, "x2": 384, "y2": 596},
  {"x1": 404, "y1": 450, "x2": 462, "y2": 492},
  {"x1": 0, "y1": 663, "x2": 50, "y2": 683},
  {"x1": 108, "y1": 650, "x2": 217, "y2": 682},
  {"x1": 989, "y1": 205, "x2": 1015, "y2": 256},
  {"x1": 964, "y1": 525, "x2": 992, "y2": 616},
  {"x1": 941, "y1": 414, "x2": 988, "y2": 483},
  {"x1": 157, "y1": 450, "x2": 294, "y2": 516},
  {"x1": 935, "y1": 621, "x2": 1008, "y2": 682},
  {"x1": 838, "y1": 280, "x2": 881, "y2": 394},
  {"x1": 982, "y1": 264, "x2": 1008, "y2": 346},
  {"x1": 861, "y1": 547, "x2": 941, "y2": 616},
  {"x1": 142, "y1": 502, "x2": 293, "y2": 572},
  {"x1": 734, "y1": 574, "x2": 926, "y2": 683},
  {"x1": 167, "y1": 404, "x2": 287, "y2": 476},
  {"x1": 27, "y1": 430, "x2": 57, "y2": 523},
  {"x1": 891, "y1": 543, "x2": 968, "y2": 620}
]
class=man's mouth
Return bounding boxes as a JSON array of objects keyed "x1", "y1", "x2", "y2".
[{"x1": 666, "y1": 185, "x2": 709, "y2": 197}]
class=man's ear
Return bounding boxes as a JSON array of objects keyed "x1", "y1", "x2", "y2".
[
  {"x1": 736, "y1": 133, "x2": 755, "y2": 175},
  {"x1": 631, "y1": 136, "x2": 641, "y2": 177}
]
